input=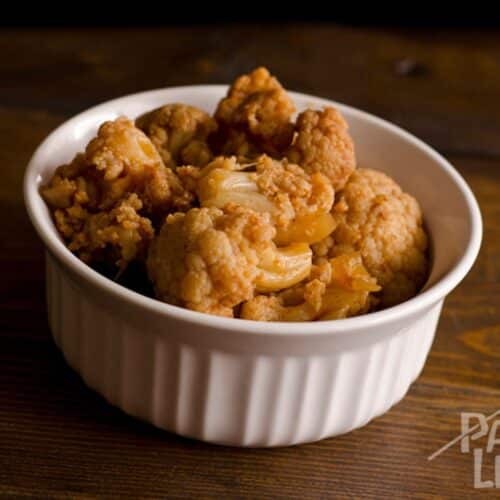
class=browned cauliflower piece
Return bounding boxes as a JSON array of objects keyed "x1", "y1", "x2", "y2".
[
  {"x1": 241, "y1": 253, "x2": 380, "y2": 321},
  {"x1": 42, "y1": 117, "x2": 192, "y2": 214},
  {"x1": 213, "y1": 128, "x2": 261, "y2": 160},
  {"x1": 184, "y1": 154, "x2": 335, "y2": 245},
  {"x1": 311, "y1": 234, "x2": 335, "y2": 262},
  {"x1": 331, "y1": 168, "x2": 429, "y2": 307},
  {"x1": 41, "y1": 117, "x2": 194, "y2": 268},
  {"x1": 147, "y1": 205, "x2": 313, "y2": 317},
  {"x1": 213, "y1": 67, "x2": 296, "y2": 156},
  {"x1": 286, "y1": 107, "x2": 356, "y2": 191},
  {"x1": 85, "y1": 117, "x2": 193, "y2": 212},
  {"x1": 136, "y1": 104, "x2": 217, "y2": 168},
  {"x1": 54, "y1": 193, "x2": 154, "y2": 269}
]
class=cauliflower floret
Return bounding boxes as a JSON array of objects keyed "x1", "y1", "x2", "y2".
[
  {"x1": 136, "y1": 104, "x2": 217, "y2": 168},
  {"x1": 184, "y1": 154, "x2": 335, "y2": 245},
  {"x1": 241, "y1": 253, "x2": 380, "y2": 321},
  {"x1": 331, "y1": 168, "x2": 429, "y2": 307},
  {"x1": 41, "y1": 118, "x2": 195, "y2": 269},
  {"x1": 42, "y1": 117, "x2": 192, "y2": 215},
  {"x1": 53, "y1": 193, "x2": 154, "y2": 269},
  {"x1": 286, "y1": 107, "x2": 356, "y2": 191},
  {"x1": 84, "y1": 117, "x2": 191, "y2": 211},
  {"x1": 213, "y1": 67, "x2": 296, "y2": 156},
  {"x1": 147, "y1": 206, "x2": 312, "y2": 317}
]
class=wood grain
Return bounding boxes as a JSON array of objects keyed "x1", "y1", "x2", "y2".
[{"x1": 1, "y1": 25, "x2": 500, "y2": 498}]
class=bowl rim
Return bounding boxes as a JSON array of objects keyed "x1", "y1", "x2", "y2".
[{"x1": 24, "y1": 85, "x2": 483, "y2": 336}]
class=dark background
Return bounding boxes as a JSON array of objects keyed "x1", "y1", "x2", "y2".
[{"x1": 3, "y1": 6, "x2": 500, "y2": 27}]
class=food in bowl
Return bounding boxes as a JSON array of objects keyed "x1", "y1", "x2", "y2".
[
  {"x1": 40, "y1": 67, "x2": 429, "y2": 321},
  {"x1": 25, "y1": 78, "x2": 481, "y2": 447}
]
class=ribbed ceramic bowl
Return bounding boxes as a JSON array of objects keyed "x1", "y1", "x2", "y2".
[{"x1": 24, "y1": 86, "x2": 482, "y2": 447}]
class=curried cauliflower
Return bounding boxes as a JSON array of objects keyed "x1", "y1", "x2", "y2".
[
  {"x1": 136, "y1": 104, "x2": 217, "y2": 168},
  {"x1": 53, "y1": 193, "x2": 154, "y2": 269},
  {"x1": 147, "y1": 205, "x2": 312, "y2": 317},
  {"x1": 83, "y1": 117, "x2": 192, "y2": 212},
  {"x1": 213, "y1": 67, "x2": 296, "y2": 156},
  {"x1": 182, "y1": 154, "x2": 335, "y2": 245},
  {"x1": 330, "y1": 168, "x2": 429, "y2": 307},
  {"x1": 41, "y1": 117, "x2": 193, "y2": 268},
  {"x1": 41, "y1": 68, "x2": 430, "y2": 321},
  {"x1": 42, "y1": 117, "x2": 192, "y2": 214},
  {"x1": 286, "y1": 107, "x2": 356, "y2": 191},
  {"x1": 241, "y1": 252, "x2": 380, "y2": 321}
]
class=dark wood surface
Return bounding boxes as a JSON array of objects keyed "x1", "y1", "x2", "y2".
[{"x1": 1, "y1": 26, "x2": 499, "y2": 498}]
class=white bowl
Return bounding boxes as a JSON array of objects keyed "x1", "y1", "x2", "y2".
[{"x1": 24, "y1": 86, "x2": 482, "y2": 447}]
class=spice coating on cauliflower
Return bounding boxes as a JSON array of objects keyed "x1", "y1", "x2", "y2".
[
  {"x1": 213, "y1": 67, "x2": 296, "y2": 156},
  {"x1": 187, "y1": 154, "x2": 335, "y2": 245},
  {"x1": 331, "y1": 168, "x2": 429, "y2": 307},
  {"x1": 42, "y1": 117, "x2": 191, "y2": 214},
  {"x1": 136, "y1": 104, "x2": 217, "y2": 168},
  {"x1": 253, "y1": 155, "x2": 334, "y2": 229},
  {"x1": 286, "y1": 107, "x2": 356, "y2": 191},
  {"x1": 41, "y1": 118, "x2": 192, "y2": 268},
  {"x1": 147, "y1": 205, "x2": 313, "y2": 317},
  {"x1": 84, "y1": 117, "x2": 192, "y2": 212},
  {"x1": 241, "y1": 253, "x2": 379, "y2": 321},
  {"x1": 54, "y1": 193, "x2": 154, "y2": 269}
]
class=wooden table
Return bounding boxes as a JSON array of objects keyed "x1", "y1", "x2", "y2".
[{"x1": 1, "y1": 26, "x2": 499, "y2": 498}]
